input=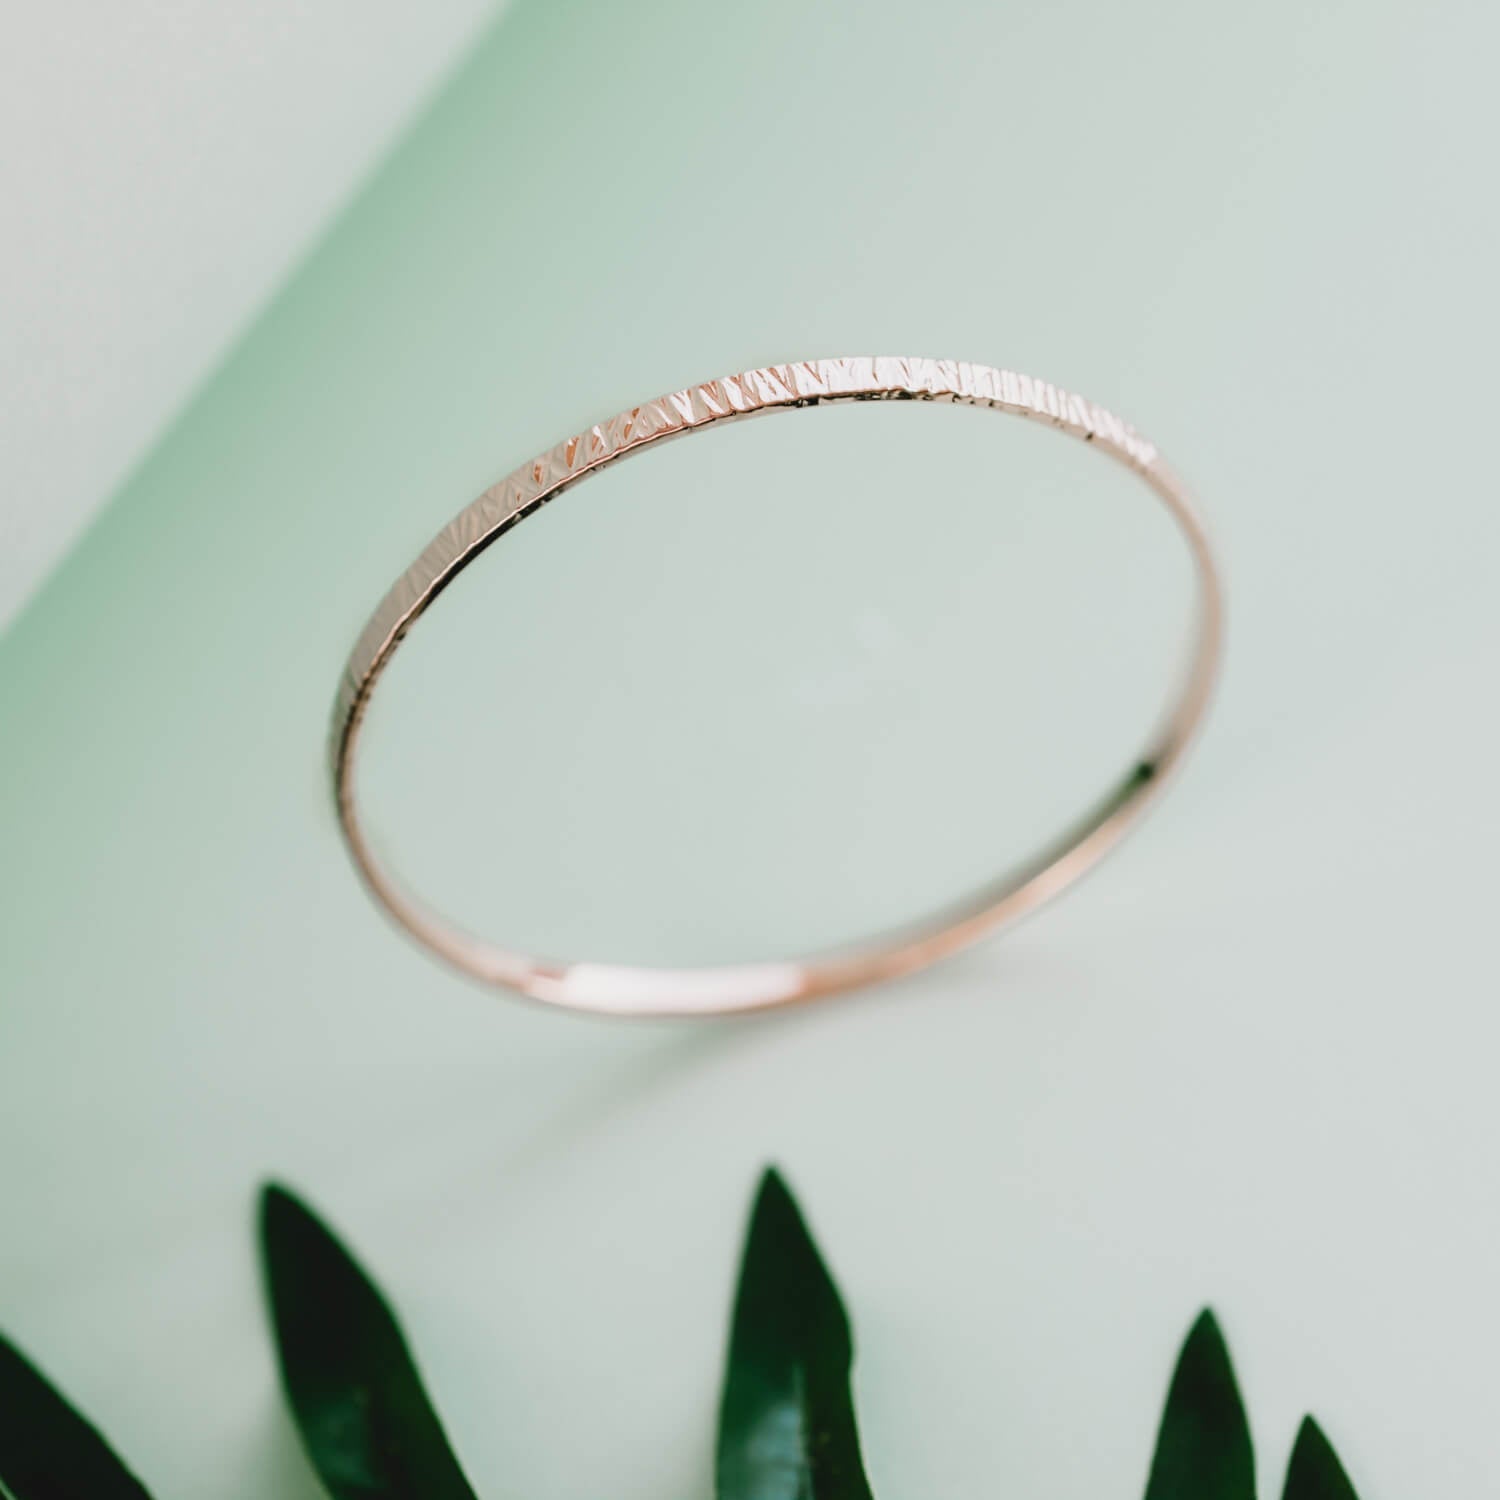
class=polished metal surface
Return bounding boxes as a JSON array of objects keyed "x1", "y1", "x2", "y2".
[{"x1": 332, "y1": 357, "x2": 1224, "y2": 1015}]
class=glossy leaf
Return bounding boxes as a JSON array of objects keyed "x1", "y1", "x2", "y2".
[
  {"x1": 259, "y1": 1184, "x2": 478, "y2": 1500},
  {"x1": 0, "y1": 1332, "x2": 153, "y2": 1500},
  {"x1": 1143, "y1": 1310, "x2": 1255, "y2": 1500},
  {"x1": 716, "y1": 1169, "x2": 874, "y2": 1500},
  {"x1": 1283, "y1": 1417, "x2": 1360, "y2": 1500}
]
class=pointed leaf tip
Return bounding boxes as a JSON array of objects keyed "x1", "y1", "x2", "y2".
[
  {"x1": 1144, "y1": 1309, "x2": 1255, "y2": 1500},
  {"x1": 746, "y1": 1167, "x2": 821, "y2": 1261},
  {"x1": 259, "y1": 1180, "x2": 308, "y2": 1246},
  {"x1": 1283, "y1": 1417, "x2": 1360, "y2": 1500},
  {"x1": 754, "y1": 1164, "x2": 791, "y2": 1207},
  {"x1": 259, "y1": 1185, "x2": 479, "y2": 1500},
  {"x1": 0, "y1": 1333, "x2": 154, "y2": 1499},
  {"x1": 260, "y1": 1179, "x2": 295, "y2": 1216},
  {"x1": 716, "y1": 1170, "x2": 873, "y2": 1500},
  {"x1": 1191, "y1": 1307, "x2": 1224, "y2": 1340}
]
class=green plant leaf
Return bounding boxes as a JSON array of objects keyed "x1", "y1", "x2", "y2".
[
  {"x1": 1282, "y1": 1417, "x2": 1359, "y2": 1500},
  {"x1": 1143, "y1": 1310, "x2": 1255, "y2": 1500},
  {"x1": 259, "y1": 1184, "x2": 478, "y2": 1500},
  {"x1": 716, "y1": 1169, "x2": 875, "y2": 1500},
  {"x1": 0, "y1": 1332, "x2": 154, "y2": 1499}
]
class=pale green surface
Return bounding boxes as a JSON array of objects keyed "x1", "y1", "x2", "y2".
[{"x1": 2, "y1": 1, "x2": 1498, "y2": 1496}]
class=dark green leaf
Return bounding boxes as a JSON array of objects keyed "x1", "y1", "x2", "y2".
[
  {"x1": 1143, "y1": 1310, "x2": 1255, "y2": 1500},
  {"x1": 716, "y1": 1169, "x2": 874, "y2": 1500},
  {"x1": 1283, "y1": 1417, "x2": 1360, "y2": 1500},
  {"x1": 0, "y1": 1332, "x2": 153, "y2": 1500},
  {"x1": 259, "y1": 1184, "x2": 478, "y2": 1500}
]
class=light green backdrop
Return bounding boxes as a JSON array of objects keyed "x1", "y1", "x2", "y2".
[{"x1": 2, "y1": 1, "x2": 1497, "y2": 1496}]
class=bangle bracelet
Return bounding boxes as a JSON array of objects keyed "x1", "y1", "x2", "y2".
[{"x1": 331, "y1": 357, "x2": 1223, "y2": 1016}]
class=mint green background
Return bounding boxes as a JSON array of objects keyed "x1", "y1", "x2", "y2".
[{"x1": 2, "y1": 1, "x2": 1497, "y2": 1496}]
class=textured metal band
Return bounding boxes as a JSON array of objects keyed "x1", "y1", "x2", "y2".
[{"x1": 332, "y1": 356, "x2": 1223, "y2": 1015}]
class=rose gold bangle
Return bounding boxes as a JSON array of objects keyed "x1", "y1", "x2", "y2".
[{"x1": 331, "y1": 357, "x2": 1223, "y2": 1017}]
